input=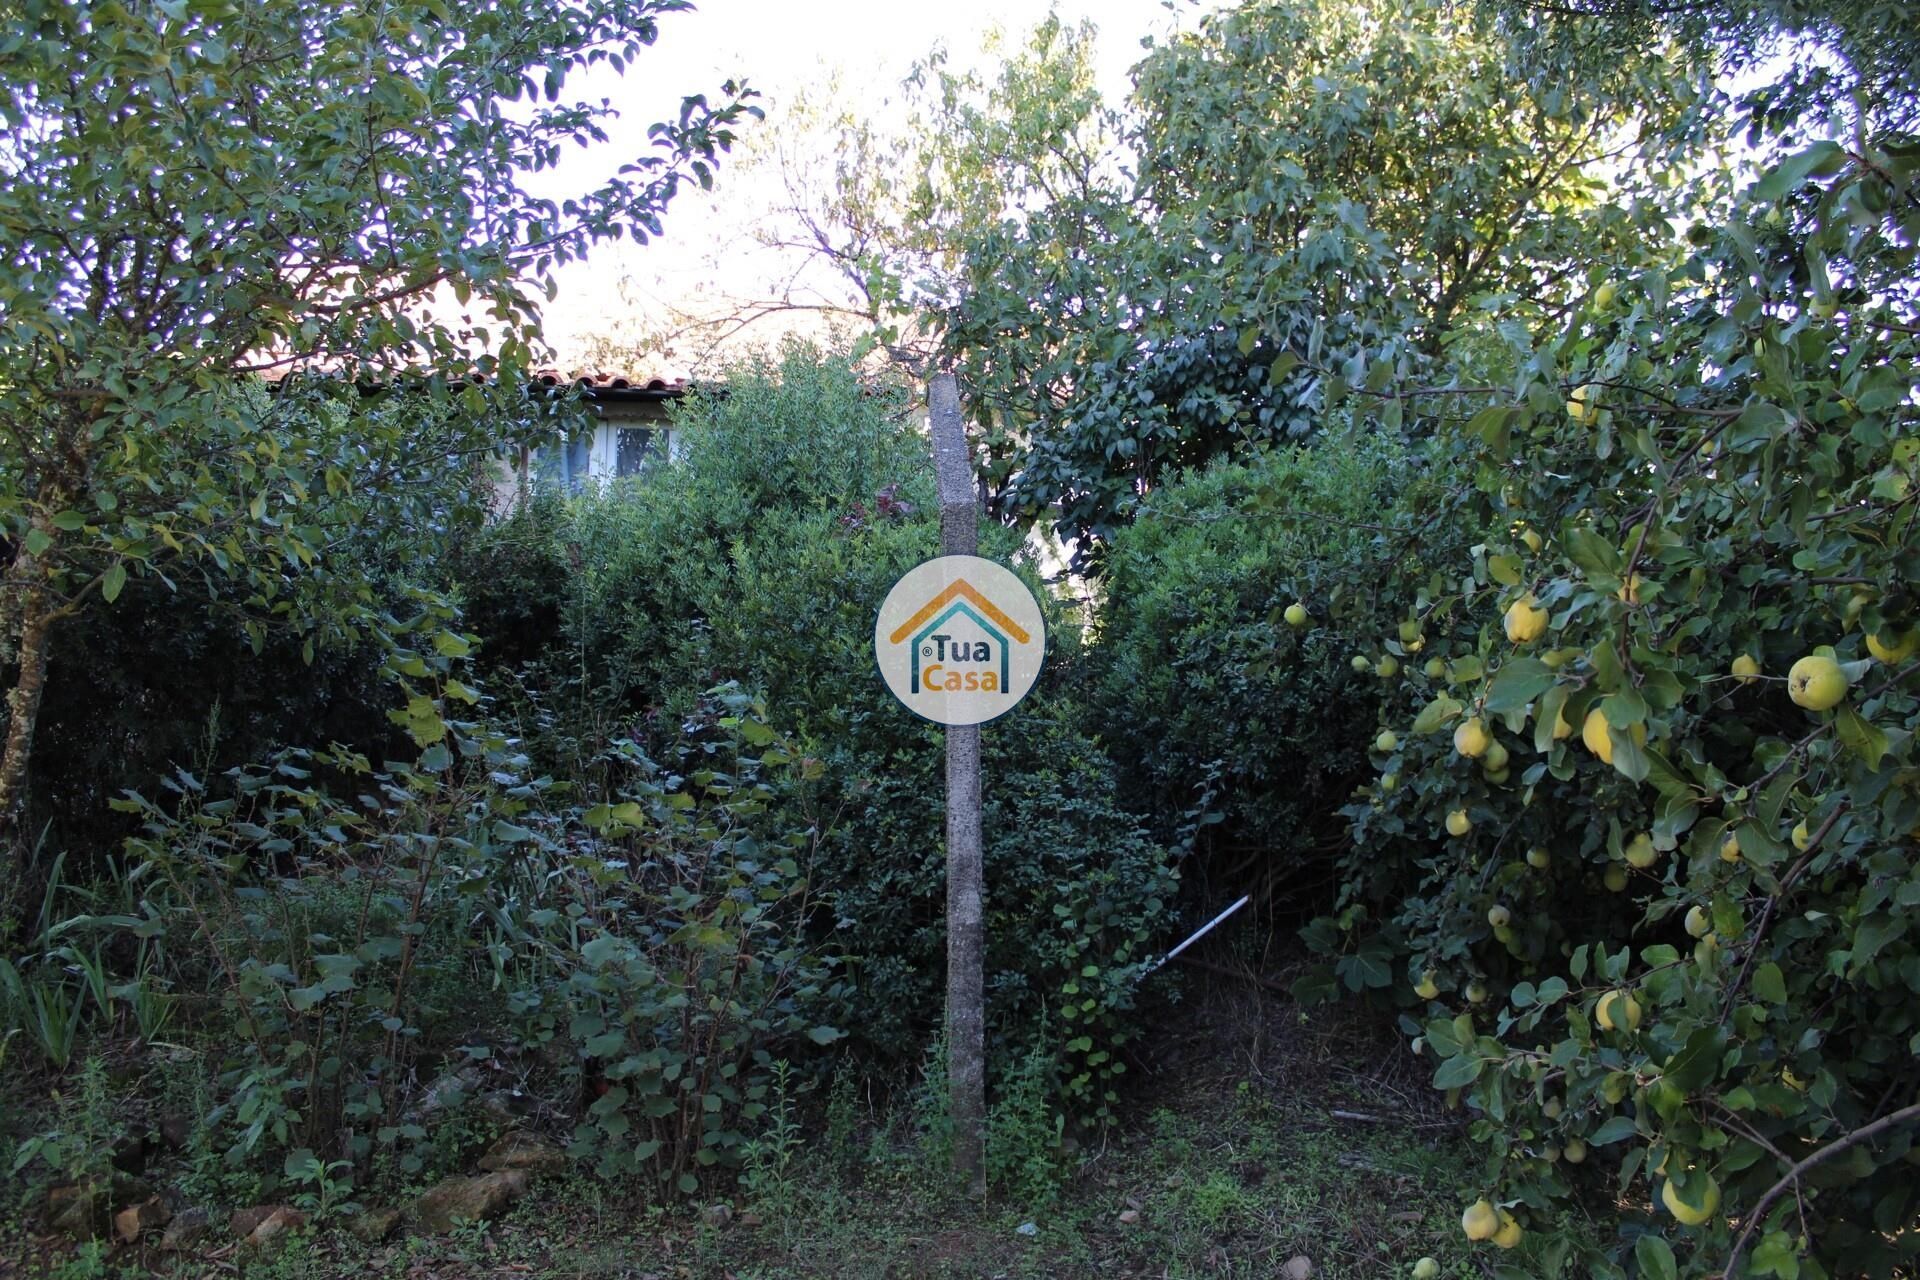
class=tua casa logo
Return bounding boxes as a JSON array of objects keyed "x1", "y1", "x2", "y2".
[{"x1": 874, "y1": 555, "x2": 1046, "y2": 726}]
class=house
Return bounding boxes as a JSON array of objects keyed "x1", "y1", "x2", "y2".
[{"x1": 494, "y1": 370, "x2": 689, "y2": 509}]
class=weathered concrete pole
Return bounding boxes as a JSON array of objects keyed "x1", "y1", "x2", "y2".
[{"x1": 927, "y1": 370, "x2": 985, "y2": 1196}]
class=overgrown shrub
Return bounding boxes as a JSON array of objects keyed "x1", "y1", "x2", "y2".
[
  {"x1": 452, "y1": 343, "x2": 935, "y2": 728},
  {"x1": 818, "y1": 680, "x2": 1177, "y2": 1119},
  {"x1": 1090, "y1": 432, "x2": 1475, "y2": 893},
  {"x1": 451, "y1": 343, "x2": 1180, "y2": 1123},
  {"x1": 87, "y1": 677, "x2": 841, "y2": 1203}
]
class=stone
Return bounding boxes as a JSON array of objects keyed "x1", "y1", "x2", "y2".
[
  {"x1": 1117, "y1": 1209, "x2": 1140, "y2": 1225},
  {"x1": 406, "y1": 1065, "x2": 486, "y2": 1121},
  {"x1": 45, "y1": 1184, "x2": 109, "y2": 1240},
  {"x1": 244, "y1": 1206, "x2": 309, "y2": 1251},
  {"x1": 701, "y1": 1203, "x2": 733, "y2": 1229},
  {"x1": 1282, "y1": 1256, "x2": 1314, "y2": 1280},
  {"x1": 229, "y1": 1205, "x2": 281, "y2": 1239},
  {"x1": 159, "y1": 1206, "x2": 214, "y2": 1253},
  {"x1": 476, "y1": 1132, "x2": 567, "y2": 1176},
  {"x1": 46, "y1": 1175, "x2": 150, "y2": 1240},
  {"x1": 114, "y1": 1196, "x2": 171, "y2": 1243},
  {"x1": 109, "y1": 1132, "x2": 149, "y2": 1174},
  {"x1": 412, "y1": 1170, "x2": 529, "y2": 1233},
  {"x1": 158, "y1": 1113, "x2": 192, "y2": 1151},
  {"x1": 476, "y1": 1090, "x2": 523, "y2": 1123},
  {"x1": 347, "y1": 1206, "x2": 403, "y2": 1244},
  {"x1": 1015, "y1": 1221, "x2": 1039, "y2": 1237}
]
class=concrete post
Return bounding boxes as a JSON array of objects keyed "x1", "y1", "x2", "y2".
[{"x1": 927, "y1": 371, "x2": 985, "y2": 1196}]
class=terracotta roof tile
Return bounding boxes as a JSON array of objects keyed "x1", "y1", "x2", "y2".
[
  {"x1": 262, "y1": 366, "x2": 687, "y2": 396},
  {"x1": 530, "y1": 369, "x2": 686, "y2": 393}
]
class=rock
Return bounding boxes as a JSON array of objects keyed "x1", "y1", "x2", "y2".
[
  {"x1": 412, "y1": 1170, "x2": 529, "y2": 1233},
  {"x1": 114, "y1": 1196, "x2": 171, "y2": 1243},
  {"x1": 476, "y1": 1132, "x2": 567, "y2": 1176},
  {"x1": 244, "y1": 1206, "x2": 309, "y2": 1251},
  {"x1": 1117, "y1": 1209, "x2": 1140, "y2": 1225},
  {"x1": 159, "y1": 1206, "x2": 214, "y2": 1252},
  {"x1": 1015, "y1": 1221, "x2": 1039, "y2": 1237},
  {"x1": 701, "y1": 1203, "x2": 733, "y2": 1229},
  {"x1": 46, "y1": 1175, "x2": 151, "y2": 1240},
  {"x1": 476, "y1": 1090, "x2": 525, "y2": 1123},
  {"x1": 110, "y1": 1132, "x2": 150, "y2": 1174},
  {"x1": 230, "y1": 1205, "x2": 281, "y2": 1239},
  {"x1": 406, "y1": 1065, "x2": 486, "y2": 1121},
  {"x1": 45, "y1": 1184, "x2": 109, "y2": 1240},
  {"x1": 1282, "y1": 1256, "x2": 1314, "y2": 1280},
  {"x1": 347, "y1": 1206, "x2": 403, "y2": 1244},
  {"x1": 158, "y1": 1113, "x2": 193, "y2": 1151}
]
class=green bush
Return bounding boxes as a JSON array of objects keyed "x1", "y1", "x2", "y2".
[
  {"x1": 15, "y1": 537, "x2": 409, "y2": 868},
  {"x1": 95, "y1": 672, "x2": 842, "y2": 1201},
  {"x1": 1090, "y1": 432, "x2": 1474, "y2": 886},
  {"x1": 818, "y1": 677, "x2": 1176, "y2": 1119},
  {"x1": 452, "y1": 343, "x2": 934, "y2": 728},
  {"x1": 1296, "y1": 139, "x2": 1920, "y2": 1277},
  {"x1": 451, "y1": 344, "x2": 1180, "y2": 1122}
]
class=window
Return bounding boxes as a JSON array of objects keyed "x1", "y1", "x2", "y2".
[
  {"x1": 616, "y1": 426, "x2": 664, "y2": 477},
  {"x1": 565, "y1": 435, "x2": 591, "y2": 489}
]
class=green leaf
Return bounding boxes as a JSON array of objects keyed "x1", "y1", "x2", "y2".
[
  {"x1": 1635, "y1": 1233, "x2": 1678, "y2": 1280},
  {"x1": 1424, "y1": 1017, "x2": 1463, "y2": 1057},
  {"x1": 1590, "y1": 1114, "x2": 1640, "y2": 1145},
  {"x1": 1534, "y1": 685, "x2": 1570, "y2": 753},
  {"x1": 1752, "y1": 963, "x2": 1788, "y2": 1004},
  {"x1": 1664, "y1": 1025, "x2": 1727, "y2": 1093},
  {"x1": 1564, "y1": 527, "x2": 1621, "y2": 576},
  {"x1": 1834, "y1": 706, "x2": 1888, "y2": 771},
  {"x1": 1609, "y1": 727, "x2": 1650, "y2": 784},
  {"x1": 1752, "y1": 141, "x2": 1846, "y2": 203},
  {"x1": 1467, "y1": 405, "x2": 1515, "y2": 461},
  {"x1": 1485, "y1": 658, "x2": 1553, "y2": 715},
  {"x1": 1411, "y1": 695, "x2": 1464, "y2": 734},
  {"x1": 101, "y1": 562, "x2": 127, "y2": 603},
  {"x1": 1750, "y1": 1231, "x2": 1801, "y2": 1279},
  {"x1": 1432, "y1": 1053, "x2": 1482, "y2": 1089}
]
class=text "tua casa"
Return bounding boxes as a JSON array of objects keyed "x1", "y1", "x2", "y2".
[{"x1": 919, "y1": 634, "x2": 1003, "y2": 692}]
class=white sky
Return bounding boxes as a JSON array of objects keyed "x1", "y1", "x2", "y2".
[{"x1": 537, "y1": 0, "x2": 1219, "y2": 371}]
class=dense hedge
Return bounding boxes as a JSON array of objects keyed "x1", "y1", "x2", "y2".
[{"x1": 1089, "y1": 432, "x2": 1475, "y2": 897}]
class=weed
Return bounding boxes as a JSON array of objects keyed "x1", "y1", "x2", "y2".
[
  {"x1": 12, "y1": 1056, "x2": 114, "y2": 1191},
  {"x1": 908, "y1": 1031, "x2": 954, "y2": 1177},
  {"x1": 50, "y1": 1239, "x2": 111, "y2": 1280},
  {"x1": 986, "y1": 1034, "x2": 1065, "y2": 1212},
  {"x1": 741, "y1": 1058, "x2": 805, "y2": 1244},
  {"x1": 284, "y1": 1147, "x2": 357, "y2": 1220},
  {"x1": 823, "y1": 1062, "x2": 860, "y2": 1171}
]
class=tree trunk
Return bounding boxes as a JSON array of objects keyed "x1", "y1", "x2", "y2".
[
  {"x1": 0, "y1": 574, "x2": 56, "y2": 908},
  {"x1": 928, "y1": 371, "x2": 987, "y2": 1197}
]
